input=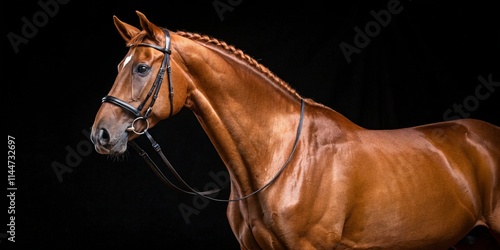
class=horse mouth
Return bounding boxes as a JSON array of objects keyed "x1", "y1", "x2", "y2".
[{"x1": 94, "y1": 141, "x2": 128, "y2": 155}]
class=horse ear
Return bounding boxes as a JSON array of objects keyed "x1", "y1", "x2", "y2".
[
  {"x1": 113, "y1": 15, "x2": 140, "y2": 43},
  {"x1": 136, "y1": 10, "x2": 164, "y2": 43}
]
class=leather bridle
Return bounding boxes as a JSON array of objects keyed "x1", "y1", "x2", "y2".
[
  {"x1": 103, "y1": 28, "x2": 174, "y2": 135},
  {"x1": 100, "y1": 28, "x2": 305, "y2": 202}
]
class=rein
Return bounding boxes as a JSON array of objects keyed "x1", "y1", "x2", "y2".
[{"x1": 102, "y1": 28, "x2": 305, "y2": 202}]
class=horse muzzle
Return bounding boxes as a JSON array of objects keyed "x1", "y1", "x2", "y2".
[{"x1": 90, "y1": 125, "x2": 129, "y2": 155}]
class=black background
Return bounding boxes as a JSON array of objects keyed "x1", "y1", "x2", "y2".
[{"x1": 3, "y1": 0, "x2": 499, "y2": 249}]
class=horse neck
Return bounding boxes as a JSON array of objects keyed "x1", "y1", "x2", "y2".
[{"x1": 173, "y1": 34, "x2": 303, "y2": 194}]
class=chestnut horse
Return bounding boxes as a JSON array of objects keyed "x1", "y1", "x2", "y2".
[{"x1": 91, "y1": 11, "x2": 500, "y2": 249}]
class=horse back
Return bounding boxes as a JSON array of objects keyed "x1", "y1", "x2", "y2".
[
  {"x1": 415, "y1": 118, "x2": 500, "y2": 175},
  {"x1": 413, "y1": 118, "x2": 500, "y2": 216}
]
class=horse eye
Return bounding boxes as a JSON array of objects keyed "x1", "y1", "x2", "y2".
[{"x1": 135, "y1": 64, "x2": 150, "y2": 76}]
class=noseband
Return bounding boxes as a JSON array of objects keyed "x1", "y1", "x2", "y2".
[
  {"x1": 102, "y1": 28, "x2": 174, "y2": 135},
  {"x1": 99, "y1": 28, "x2": 305, "y2": 202}
]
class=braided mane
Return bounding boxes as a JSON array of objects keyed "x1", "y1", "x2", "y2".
[{"x1": 175, "y1": 31, "x2": 302, "y2": 99}]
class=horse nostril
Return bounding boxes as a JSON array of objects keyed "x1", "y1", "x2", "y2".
[{"x1": 98, "y1": 128, "x2": 111, "y2": 145}]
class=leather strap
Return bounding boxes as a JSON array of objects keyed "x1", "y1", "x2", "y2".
[{"x1": 130, "y1": 99, "x2": 305, "y2": 202}]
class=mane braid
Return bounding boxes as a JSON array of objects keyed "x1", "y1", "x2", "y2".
[{"x1": 175, "y1": 31, "x2": 302, "y2": 99}]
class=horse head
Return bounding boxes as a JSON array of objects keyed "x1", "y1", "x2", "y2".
[{"x1": 91, "y1": 11, "x2": 188, "y2": 155}]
